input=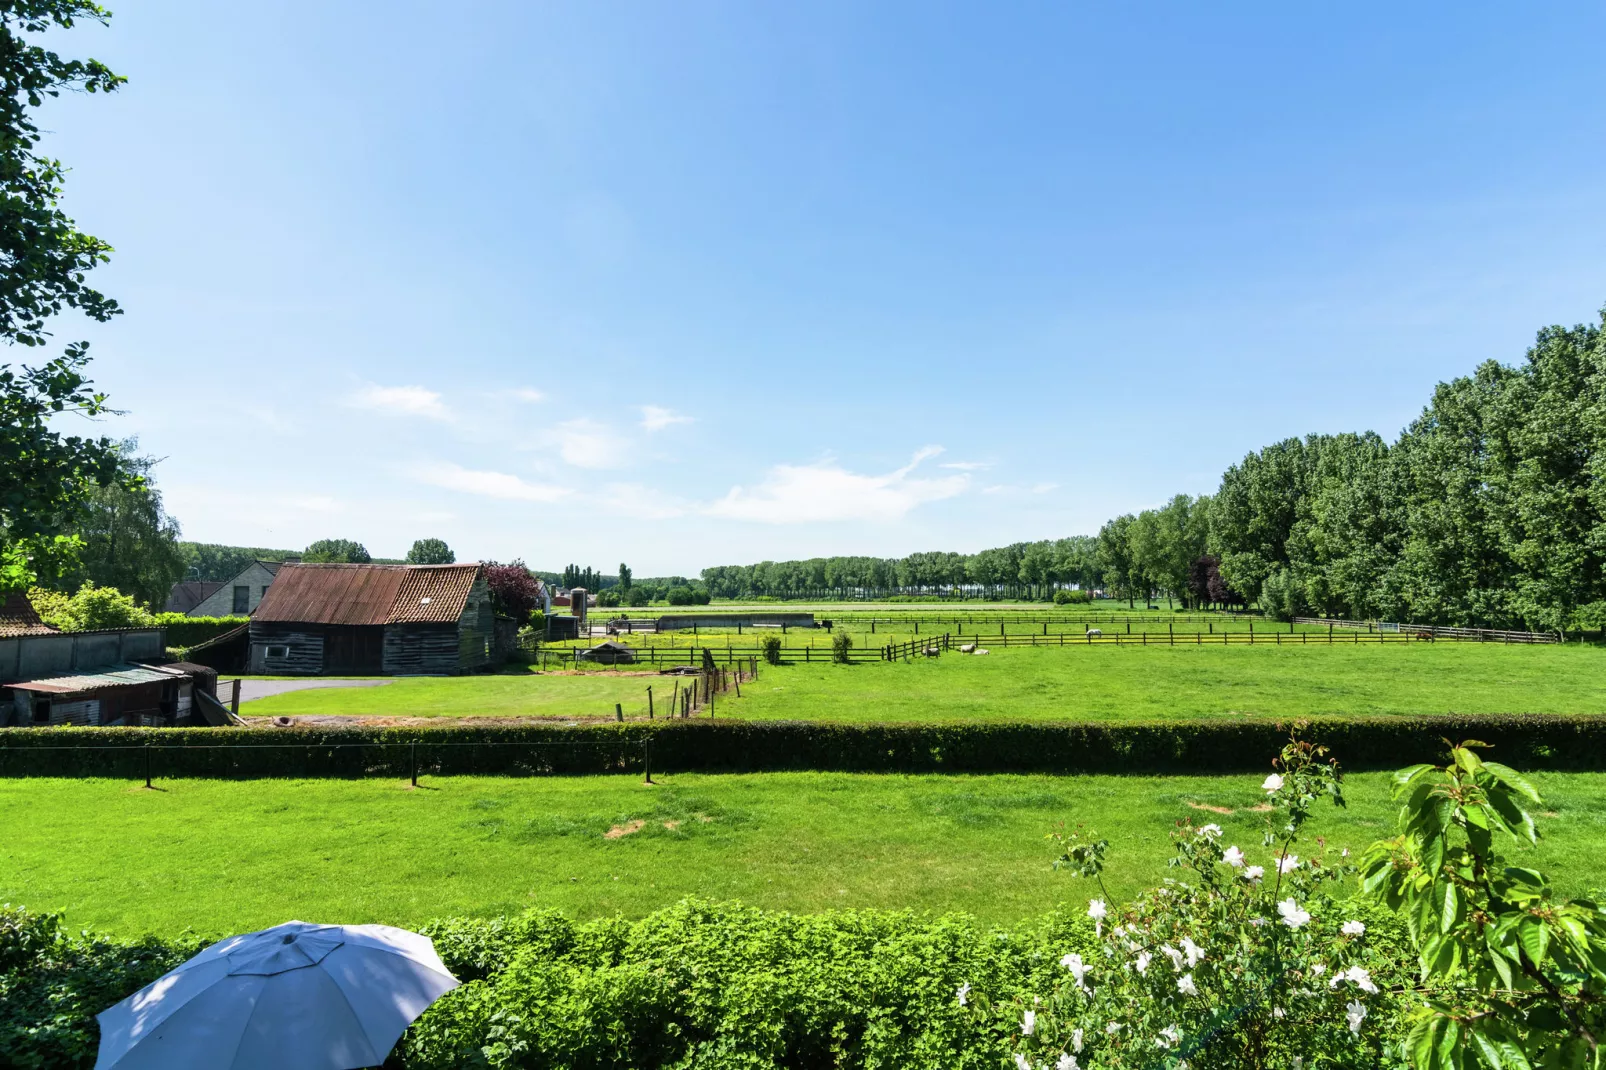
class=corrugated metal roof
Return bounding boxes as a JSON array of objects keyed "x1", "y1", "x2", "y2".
[
  {"x1": 9, "y1": 663, "x2": 184, "y2": 694},
  {"x1": 253, "y1": 563, "x2": 481, "y2": 626},
  {"x1": 0, "y1": 591, "x2": 58, "y2": 637}
]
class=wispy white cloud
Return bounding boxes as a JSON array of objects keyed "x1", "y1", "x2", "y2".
[
  {"x1": 349, "y1": 383, "x2": 450, "y2": 420},
  {"x1": 1030, "y1": 481, "x2": 1060, "y2": 494},
  {"x1": 939, "y1": 460, "x2": 992, "y2": 471},
  {"x1": 551, "y1": 419, "x2": 629, "y2": 469},
  {"x1": 511, "y1": 388, "x2": 545, "y2": 403},
  {"x1": 706, "y1": 446, "x2": 967, "y2": 524},
  {"x1": 415, "y1": 461, "x2": 569, "y2": 502},
  {"x1": 597, "y1": 482, "x2": 690, "y2": 520},
  {"x1": 640, "y1": 405, "x2": 693, "y2": 432}
]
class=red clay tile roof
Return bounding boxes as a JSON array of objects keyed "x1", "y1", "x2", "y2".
[
  {"x1": 252, "y1": 563, "x2": 482, "y2": 626},
  {"x1": 390, "y1": 565, "x2": 483, "y2": 624},
  {"x1": 0, "y1": 590, "x2": 58, "y2": 637}
]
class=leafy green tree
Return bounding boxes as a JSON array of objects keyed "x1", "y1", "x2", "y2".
[
  {"x1": 177, "y1": 542, "x2": 295, "y2": 582},
  {"x1": 1361, "y1": 742, "x2": 1606, "y2": 1067},
  {"x1": 0, "y1": 4, "x2": 128, "y2": 593},
  {"x1": 405, "y1": 538, "x2": 455, "y2": 565},
  {"x1": 30, "y1": 581, "x2": 152, "y2": 630},
  {"x1": 47, "y1": 446, "x2": 183, "y2": 608},
  {"x1": 618, "y1": 562, "x2": 632, "y2": 591},
  {"x1": 303, "y1": 539, "x2": 371, "y2": 564},
  {"x1": 1097, "y1": 515, "x2": 1140, "y2": 607}
]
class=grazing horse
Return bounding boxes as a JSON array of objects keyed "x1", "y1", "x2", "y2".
[{"x1": 1086, "y1": 627, "x2": 1103, "y2": 638}]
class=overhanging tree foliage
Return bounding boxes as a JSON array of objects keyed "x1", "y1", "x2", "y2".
[{"x1": 0, "y1": 3, "x2": 126, "y2": 592}]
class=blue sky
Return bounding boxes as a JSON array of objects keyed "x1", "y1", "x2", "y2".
[{"x1": 36, "y1": 2, "x2": 1606, "y2": 574}]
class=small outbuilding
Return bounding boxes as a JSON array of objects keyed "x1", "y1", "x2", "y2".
[
  {"x1": 578, "y1": 640, "x2": 636, "y2": 665},
  {"x1": 248, "y1": 563, "x2": 495, "y2": 676}
]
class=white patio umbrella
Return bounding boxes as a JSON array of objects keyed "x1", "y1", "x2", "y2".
[{"x1": 94, "y1": 920, "x2": 459, "y2": 1070}]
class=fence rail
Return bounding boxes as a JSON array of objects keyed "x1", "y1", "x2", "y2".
[
  {"x1": 1293, "y1": 617, "x2": 1561, "y2": 644},
  {"x1": 964, "y1": 629, "x2": 1505, "y2": 648}
]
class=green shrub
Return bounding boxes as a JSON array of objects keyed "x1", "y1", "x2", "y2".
[
  {"x1": 832, "y1": 630, "x2": 853, "y2": 664},
  {"x1": 151, "y1": 613, "x2": 249, "y2": 648},
  {"x1": 596, "y1": 589, "x2": 621, "y2": 608},
  {"x1": 28, "y1": 583, "x2": 154, "y2": 631},
  {"x1": 761, "y1": 635, "x2": 782, "y2": 666},
  {"x1": 666, "y1": 586, "x2": 695, "y2": 606}
]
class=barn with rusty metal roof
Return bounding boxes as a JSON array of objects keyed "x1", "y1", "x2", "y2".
[{"x1": 248, "y1": 563, "x2": 495, "y2": 675}]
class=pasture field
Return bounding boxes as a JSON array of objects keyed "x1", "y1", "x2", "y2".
[
  {"x1": 239, "y1": 671, "x2": 658, "y2": 720},
  {"x1": 8, "y1": 769, "x2": 1606, "y2": 937},
  {"x1": 237, "y1": 642, "x2": 1606, "y2": 722}
]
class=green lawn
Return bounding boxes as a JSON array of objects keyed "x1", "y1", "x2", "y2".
[
  {"x1": 7, "y1": 769, "x2": 1606, "y2": 938},
  {"x1": 718, "y1": 643, "x2": 1606, "y2": 722},
  {"x1": 240, "y1": 671, "x2": 662, "y2": 719},
  {"x1": 241, "y1": 643, "x2": 1606, "y2": 721}
]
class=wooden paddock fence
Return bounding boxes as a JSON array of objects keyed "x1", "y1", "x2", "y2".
[{"x1": 1293, "y1": 617, "x2": 1561, "y2": 644}]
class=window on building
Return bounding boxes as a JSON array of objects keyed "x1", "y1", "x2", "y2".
[
  {"x1": 232, "y1": 586, "x2": 250, "y2": 614},
  {"x1": 266, "y1": 645, "x2": 289, "y2": 659}
]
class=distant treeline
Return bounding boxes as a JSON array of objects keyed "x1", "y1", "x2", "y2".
[
  {"x1": 699, "y1": 540, "x2": 1099, "y2": 602},
  {"x1": 702, "y1": 305, "x2": 1606, "y2": 631},
  {"x1": 1104, "y1": 308, "x2": 1606, "y2": 630}
]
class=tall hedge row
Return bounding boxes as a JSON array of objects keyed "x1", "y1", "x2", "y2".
[
  {"x1": 150, "y1": 613, "x2": 248, "y2": 648},
  {"x1": 3, "y1": 714, "x2": 1605, "y2": 778}
]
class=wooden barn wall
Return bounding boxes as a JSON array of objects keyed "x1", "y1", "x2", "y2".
[
  {"x1": 382, "y1": 623, "x2": 460, "y2": 676},
  {"x1": 249, "y1": 623, "x2": 325, "y2": 675},
  {"x1": 456, "y1": 575, "x2": 494, "y2": 671}
]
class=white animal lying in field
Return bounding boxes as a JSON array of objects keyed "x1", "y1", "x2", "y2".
[{"x1": 1086, "y1": 627, "x2": 1103, "y2": 637}]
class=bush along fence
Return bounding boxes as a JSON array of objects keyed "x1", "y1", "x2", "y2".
[{"x1": 8, "y1": 714, "x2": 1606, "y2": 780}]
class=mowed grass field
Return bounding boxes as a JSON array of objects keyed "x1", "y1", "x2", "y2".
[
  {"x1": 240, "y1": 672, "x2": 663, "y2": 720},
  {"x1": 7, "y1": 769, "x2": 1606, "y2": 938},
  {"x1": 239, "y1": 643, "x2": 1606, "y2": 722}
]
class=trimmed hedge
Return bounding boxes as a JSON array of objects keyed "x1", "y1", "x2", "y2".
[
  {"x1": 4, "y1": 714, "x2": 1606, "y2": 778},
  {"x1": 151, "y1": 613, "x2": 249, "y2": 648},
  {"x1": 0, "y1": 899, "x2": 1417, "y2": 1070}
]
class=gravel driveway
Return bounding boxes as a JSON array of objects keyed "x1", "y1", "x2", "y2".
[{"x1": 224, "y1": 678, "x2": 395, "y2": 703}]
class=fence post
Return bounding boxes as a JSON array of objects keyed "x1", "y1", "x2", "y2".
[
  {"x1": 410, "y1": 741, "x2": 417, "y2": 787},
  {"x1": 231, "y1": 678, "x2": 241, "y2": 714},
  {"x1": 648, "y1": 686, "x2": 654, "y2": 719},
  {"x1": 615, "y1": 703, "x2": 623, "y2": 722},
  {"x1": 144, "y1": 744, "x2": 152, "y2": 789},
  {"x1": 644, "y1": 739, "x2": 653, "y2": 784}
]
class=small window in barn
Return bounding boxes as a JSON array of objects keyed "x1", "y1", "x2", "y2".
[
  {"x1": 32, "y1": 699, "x2": 49, "y2": 724},
  {"x1": 266, "y1": 645, "x2": 289, "y2": 659},
  {"x1": 232, "y1": 585, "x2": 250, "y2": 614},
  {"x1": 420, "y1": 596, "x2": 432, "y2": 605}
]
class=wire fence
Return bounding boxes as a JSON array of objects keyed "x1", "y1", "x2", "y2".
[{"x1": 1293, "y1": 617, "x2": 1562, "y2": 644}]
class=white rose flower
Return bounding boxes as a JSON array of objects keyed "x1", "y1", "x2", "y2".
[
  {"x1": 1161, "y1": 944, "x2": 1185, "y2": 972},
  {"x1": 1177, "y1": 972, "x2": 1198, "y2": 996},
  {"x1": 1197, "y1": 823, "x2": 1223, "y2": 839},
  {"x1": 1276, "y1": 898, "x2": 1311, "y2": 929},
  {"x1": 1277, "y1": 855, "x2": 1300, "y2": 874},
  {"x1": 1342, "y1": 920, "x2": 1366, "y2": 936},
  {"x1": 1056, "y1": 1056, "x2": 1079, "y2": 1070},
  {"x1": 1346, "y1": 1000, "x2": 1367, "y2": 1034},
  {"x1": 1060, "y1": 952, "x2": 1091, "y2": 991},
  {"x1": 1072, "y1": 1028, "x2": 1084, "y2": 1054},
  {"x1": 956, "y1": 982, "x2": 970, "y2": 1006},
  {"x1": 1023, "y1": 1009, "x2": 1036, "y2": 1035},
  {"x1": 1158, "y1": 1024, "x2": 1182, "y2": 1048},
  {"x1": 1087, "y1": 899, "x2": 1107, "y2": 921},
  {"x1": 1262, "y1": 773, "x2": 1284, "y2": 793},
  {"x1": 1106, "y1": 1021, "x2": 1123, "y2": 1035},
  {"x1": 1222, "y1": 845, "x2": 1246, "y2": 868},
  {"x1": 1244, "y1": 865, "x2": 1265, "y2": 882},
  {"x1": 1181, "y1": 936, "x2": 1205, "y2": 967},
  {"x1": 1015, "y1": 1055, "x2": 1032, "y2": 1070},
  {"x1": 1135, "y1": 950, "x2": 1152, "y2": 974}
]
